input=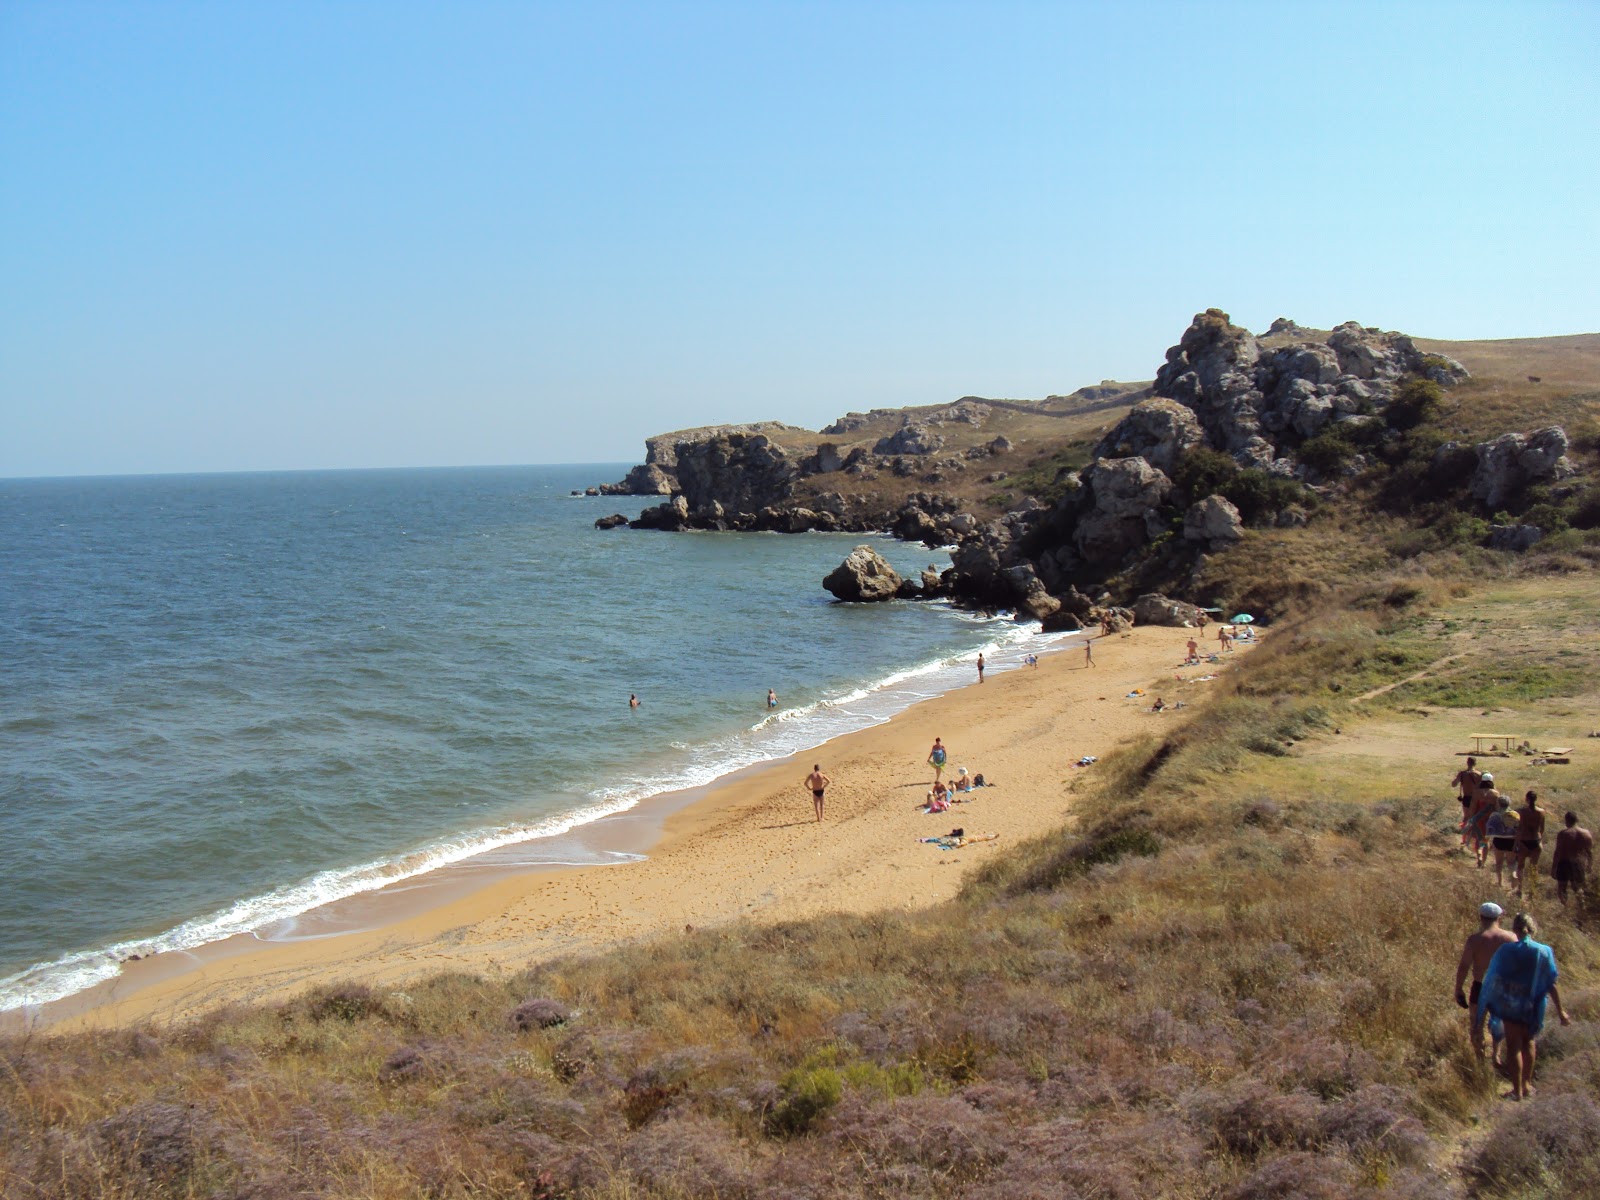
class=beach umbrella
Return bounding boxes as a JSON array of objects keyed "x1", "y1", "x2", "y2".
[{"x1": 1230, "y1": 613, "x2": 1254, "y2": 623}]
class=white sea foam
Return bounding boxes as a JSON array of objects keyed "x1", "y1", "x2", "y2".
[{"x1": 0, "y1": 616, "x2": 1086, "y2": 1015}]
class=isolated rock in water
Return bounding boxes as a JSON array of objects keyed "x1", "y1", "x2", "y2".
[
  {"x1": 1073, "y1": 457, "x2": 1174, "y2": 565},
  {"x1": 823, "y1": 546, "x2": 904, "y2": 602},
  {"x1": 1183, "y1": 495, "x2": 1244, "y2": 544},
  {"x1": 594, "y1": 513, "x2": 629, "y2": 530},
  {"x1": 1093, "y1": 398, "x2": 1204, "y2": 474},
  {"x1": 1469, "y1": 426, "x2": 1573, "y2": 509},
  {"x1": 1132, "y1": 593, "x2": 1204, "y2": 627},
  {"x1": 1488, "y1": 524, "x2": 1543, "y2": 552}
]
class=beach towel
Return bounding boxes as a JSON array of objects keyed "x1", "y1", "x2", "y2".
[
  {"x1": 931, "y1": 747, "x2": 947, "y2": 766},
  {"x1": 1480, "y1": 938, "x2": 1560, "y2": 1035}
]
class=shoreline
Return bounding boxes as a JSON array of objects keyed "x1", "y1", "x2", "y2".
[{"x1": 27, "y1": 626, "x2": 1252, "y2": 1033}]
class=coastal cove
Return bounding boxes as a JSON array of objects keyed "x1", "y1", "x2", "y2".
[
  {"x1": 0, "y1": 465, "x2": 1045, "y2": 1017},
  {"x1": 38, "y1": 623, "x2": 1222, "y2": 1031}
]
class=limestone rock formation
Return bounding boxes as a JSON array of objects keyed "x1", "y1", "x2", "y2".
[
  {"x1": 1073, "y1": 457, "x2": 1173, "y2": 565},
  {"x1": 1469, "y1": 427, "x2": 1573, "y2": 509},
  {"x1": 1488, "y1": 524, "x2": 1544, "y2": 552},
  {"x1": 1131, "y1": 593, "x2": 1204, "y2": 627},
  {"x1": 823, "y1": 546, "x2": 904, "y2": 602},
  {"x1": 1183, "y1": 495, "x2": 1244, "y2": 545},
  {"x1": 1093, "y1": 398, "x2": 1205, "y2": 474},
  {"x1": 1151, "y1": 310, "x2": 1471, "y2": 466},
  {"x1": 873, "y1": 425, "x2": 944, "y2": 456}
]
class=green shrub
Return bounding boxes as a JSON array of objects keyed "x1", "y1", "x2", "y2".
[
  {"x1": 1386, "y1": 376, "x2": 1445, "y2": 431},
  {"x1": 766, "y1": 1066, "x2": 844, "y2": 1137},
  {"x1": 1223, "y1": 470, "x2": 1311, "y2": 526},
  {"x1": 1297, "y1": 427, "x2": 1359, "y2": 475},
  {"x1": 1173, "y1": 446, "x2": 1239, "y2": 505}
]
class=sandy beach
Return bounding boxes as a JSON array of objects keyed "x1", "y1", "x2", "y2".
[{"x1": 44, "y1": 625, "x2": 1254, "y2": 1031}]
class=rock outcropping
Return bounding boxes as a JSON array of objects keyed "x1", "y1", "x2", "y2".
[{"x1": 823, "y1": 546, "x2": 903, "y2": 602}]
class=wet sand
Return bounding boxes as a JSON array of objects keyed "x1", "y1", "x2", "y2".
[{"x1": 42, "y1": 626, "x2": 1253, "y2": 1031}]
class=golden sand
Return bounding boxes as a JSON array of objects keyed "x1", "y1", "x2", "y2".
[{"x1": 49, "y1": 626, "x2": 1253, "y2": 1031}]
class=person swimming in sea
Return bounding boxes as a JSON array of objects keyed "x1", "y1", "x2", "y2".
[{"x1": 767, "y1": 688, "x2": 778, "y2": 709}]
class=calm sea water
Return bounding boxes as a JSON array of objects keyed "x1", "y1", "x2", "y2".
[{"x1": 0, "y1": 465, "x2": 1061, "y2": 1010}]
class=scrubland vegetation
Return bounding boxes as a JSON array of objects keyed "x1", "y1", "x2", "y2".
[{"x1": 3, "y1": 574, "x2": 1597, "y2": 1199}]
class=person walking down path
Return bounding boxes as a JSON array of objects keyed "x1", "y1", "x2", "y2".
[
  {"x1": 1467, "y1": 774, "x2": 1503, "y2": 868},
  {"x1": 1553, "y1": 812, "x2": 1594, "y2": 906},
  {"x1": 1455, "y1": 901, "x2": 1516, "y2": 1062},
  {"x1": 1514, "y1": 791, "x2": 1547, "y2": 900},
  {"x1": 1453, "y1": 756, "x2": 1483, "y2": 849},
  {"x1": 1485, "y1": 796, "x2": 1521, "y2": 890},
  {"x1": 803, "y1": 764, "x2": 832, "y2": 823},
  {"x1": 927, "y1": 737, "x2": 948, "y2": 782},
  {"x1": 1480, "y1": 912, "x2": 1571, "y2": 1100}
]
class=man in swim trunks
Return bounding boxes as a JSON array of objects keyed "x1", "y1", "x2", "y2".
[
  {"x1": 1551, "y1": 811, "x2": 1593, "y2": 907},
  {"x1": 1481, "y1": 912, "x2": 1571, "y2": 1100},
  {"x1": 767, "y1": 688, "x2": 778, "y2": 709},
  {"x1": 1513, "y1": 790, "x2": 1547, "y2": 900},
  {"x1": 1452, "y1": 756, "x2": 1482, "y2": 849},
  {"x1": 1455, "y1": 901, "x2": 1516, "y2": 1062},
  {"x1": 1185, "y1": 638, "x2": 1199, "y2": 664},
  {"x1": 927, "y1": 737, "x2": 948, "y2": 781},
  {"x1": 803, "y1": 764, "x2": 831, "y2": 823}
]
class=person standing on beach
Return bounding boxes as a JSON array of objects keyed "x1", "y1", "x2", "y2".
[
  {"x1": 1453, "y1": 757, "x2": 1483, "y2": 849},
  {"x1": 1185, "y1": 637, "x2": 1200, "y2": 664},
  {"x1": 1480, "y1": 912, "x2": 1571, "y2": 1100},
  {"x1": 1084, "y1": 639, "x2": 1095, "y2": 668},
  {"x1": 803, "y1": 764, "x2": 831, "y2": 822},
  {"x1": 927, "y1": 737, "x2": 948, "y2": 781},
  {"x1": 1552, "y1": 812, "x2": 1593, "y2": 906},
  {"x1": 1455, "y1": 901, "x2": 1516, "y2": 1061},
  {"x1": 976, "y1": 652, "x2": 985, "y2": 682},
  {"x1": 1513, "y1": 790, "x2": 1547, "y2": 899}
]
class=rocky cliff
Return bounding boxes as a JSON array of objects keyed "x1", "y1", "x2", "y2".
[{"x1": 603, "y1": 311, "x2": 1594, "y2": 621}]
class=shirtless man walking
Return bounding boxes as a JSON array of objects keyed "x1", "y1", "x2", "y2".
[
  {"x1": 803, "y1": 764, "x2": 832, "y2": 823},
  {"x1": 1455, "y1": 901, "x2": 1516, "y2": 1061},
  {"x1": 1552, "y1": 811, "x2": 1594, "y2": 907},
  {"x1": 1452, "y1": 756, "x2": 1483, "y2": 849}
]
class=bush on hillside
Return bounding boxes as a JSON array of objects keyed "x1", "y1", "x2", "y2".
[
  {"x1": 1385, "y1": 377, "x2": 1445, "y2": 431},
  {"x1": 1222, "y1": 470, "x2": 1314, "y2": 526},
  {"x1": 1173, "y1": 446, "x2": 1240, "y2": 506}
]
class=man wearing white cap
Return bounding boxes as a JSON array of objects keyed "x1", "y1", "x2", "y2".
[{"x1": 1455, "y1": 901, "x2": 1516, "y2": 1060}]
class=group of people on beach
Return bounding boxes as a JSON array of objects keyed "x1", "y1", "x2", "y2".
[{"x1": 1450, "y1": 753, "x2": 1591, "y2": 1099}]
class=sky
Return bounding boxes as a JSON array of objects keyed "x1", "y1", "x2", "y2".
[{"x1": 2, "y1": 1, "x2": 1596, "y2": 477}]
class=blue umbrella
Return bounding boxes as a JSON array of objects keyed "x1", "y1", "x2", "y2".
[{"x1": 1230, "y1": 613, "x2": 1254, "y2": 624}]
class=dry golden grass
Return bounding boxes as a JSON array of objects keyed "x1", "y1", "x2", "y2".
[{"x1": 6, "y1": 578, "x2": 1597, "y2": 1199}]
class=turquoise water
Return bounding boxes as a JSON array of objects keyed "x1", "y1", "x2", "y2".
[{"x1": 0, "y1": 465, "x2": 1059, "y2": 1009}]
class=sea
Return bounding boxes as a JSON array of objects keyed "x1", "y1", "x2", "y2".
[{"x1": 0, "y1": 465, "x2": 1073, "y2": 1013}]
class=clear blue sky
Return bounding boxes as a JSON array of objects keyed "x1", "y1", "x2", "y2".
[{"x1": 2, "y1": 0, "x2": 1595, "y2": 477}]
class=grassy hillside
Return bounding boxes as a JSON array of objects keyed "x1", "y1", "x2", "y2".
[{"x1": 4, "y1": 574, "x2": 1596, "y2": 1198}]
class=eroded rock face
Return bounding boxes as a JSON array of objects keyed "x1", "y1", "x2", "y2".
[
  {"x1": 823, "y1": 546, "x2": 903, "y2": 602},
  {"x1": 873, "y1": 425, "x2": 944, "y2": 456},
  {"x1": 1488, "y1": 524, "x2": 1543, "y2": 552},
  {"x1": 1469, "y1": 427, "x2": 1573, "y2": 509},
  {"x1": 1183, "y1": 495, "x2": 1244, "y2": 545},
  {"x1": 1131, "y1": 593, "x2": 1203, "y2": 627},
  {"x1": 1093, "y1": 398, "x2": 1204, "y2": 474},
  {"x1": 1151, "y1": 310, "x2": 1471, "y2": 465},
  {"x1": 1073, "y1": 457, "x2": 1173, "y2": 565}
]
